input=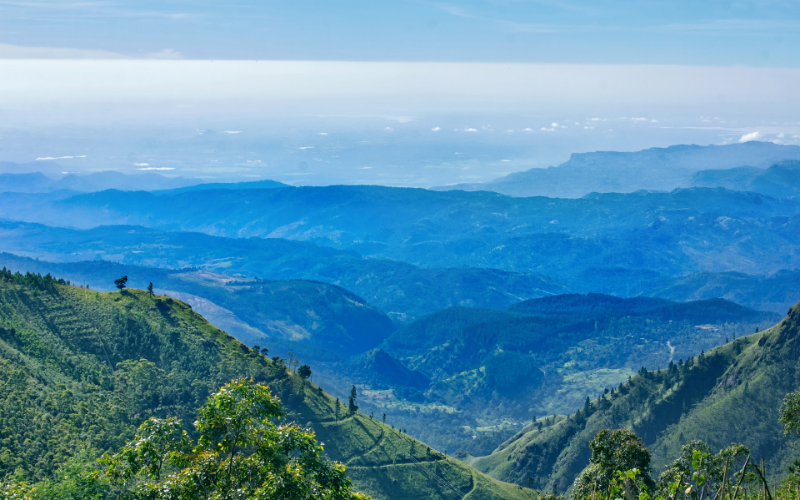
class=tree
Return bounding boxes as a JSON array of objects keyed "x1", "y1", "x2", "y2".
[
  {"x1": 298, "y1": 364, "x2": 312, "y2": 381},
  {"x1": 147, "y1": 282, "x2": 154, "y2": 296},
  {"x1": 348, "y1": 385, "x2": 358, "y2": 414},
  {"x1": 573, "y1": 429, "x2": 654, "y2": 500},
  {"x1": 658, "y1": 440, "x2": 749, "y2": 500},
  {"x1": 780, "y1": 389, "x2": 800, "y2": 436},
  {"x1": 114, "y1": 275, "x2": 128, "y2": 290},
  {"x1": 102, "y1": 378, "x2": 370, "y2": 499}
]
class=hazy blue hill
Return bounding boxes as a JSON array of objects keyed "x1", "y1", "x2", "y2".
[
  {"x1": 649, "y1": 269, "x2": 800, "y2": 314},
  {"x1": 510, "y1": 293, "x2": 772, "y2": 323},
  {"x1": 437, "y1": 142, "x2": 800, "y2": 198},
  {"x1": 0, "y1": 172, "x2": 54, "y2": 193},
  {"x1": 381, "y1": 307, "x2": 521, "y2": 357},
  {"x1": 2, "y1": 184, "x2": 798, "y2": 282},
  {"x1": 0, "y1": 170, "x2": 288, "y2": 194},
  {"x1": 469, "y1": 303, "x2": 800, "y2": 493},
  {"x1": 0, "y1": 221, "x2": 565, "y2": 321},
  {"x1": 692, "y1": 160, "x2": 800, "y2": 199},
  {"x1": 350, "y1": 348, "x2": 431, "y2": 392},
  {"x1": 0, "y1": 170, "x2": 209, "y2": 193},
  {"x1": 509, "y1": 293, "x2": 672, "y2": 316},
  {"x1": 691, "y1": 166, "x2": 764, "y2": 190},
  {"x1": 0, "y1": 269, "x2": 533, "y2": 500},
  {"x1": 153, "y1": 178, "x2": 289, "y2": 194}
]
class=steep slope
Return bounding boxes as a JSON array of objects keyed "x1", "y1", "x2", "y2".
[
  {"x1": 0, "y1": 269, "x2": 532, "y2": 500},
  {"x1": 469, "y1": 302, "x2": 800, "y2": 492},
  {"x1": 0, "y1": 252, "x2": 398, "y2": 361}
]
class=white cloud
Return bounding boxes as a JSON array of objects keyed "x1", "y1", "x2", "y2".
[
  {"x1": 524, "y1": 127, "x2": 534, "y2": 132},
  {"x1": 651, "y1": 119, "x2": 659, "y2": 123},
  {"x1": 739, "y1": 131, "x2": 762, "y2": 142},
  {"x1": 551, "y1": 122, "x2": 559, "y2": 127},
  {"x1": 359, "y1": 166, "x2": 372, "y2": 169},
  {"x1": 541, "y1": 127, "x2": 556, "y2": 132},
  {"x1": 501, "y1": 159, "x2": 511, "y2": 162},
  {"x1": 631, "y1": 117, "x2": 648, "y2": 122},
  {"x1": 465, "y1": 127, "x2": 478, "y2": 132},
  {"x1": 222, "y1": 130, "x2": 241, "y2": 134},
  {"x1": 145, "y1": 49, "x2": 183, "y2": 60},
  {"x1": 431, "y1": 126, "x2": 441, "y2": 131},
  {"x1": 134, "y1": 162, "x2": 150, "y2": 167},
  {"x1": 298, "y1": 146, "x2": 314, "y2": 149},
  {"x1": 386, "y1": 115, "x2": 415, "y2": 123},
  {"x1": 318, "y1": 132, "x2": 328, "y2": 135},
  {"x1": 36, "y1": 155, "x2": 86, "y2": 160},
  {"x1": 0, "y1": 43, "x2": 125, "y2": 59},
  {"x1": 777, "y1": 133, "x2": 785, "y2": 138},
  {"x1": 138, "y1": 167, "x2": 175, "y2": 171}
]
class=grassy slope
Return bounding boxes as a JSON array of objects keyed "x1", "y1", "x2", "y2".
[
  {"x1": 469, "y1": 302, "x2": 800, "y2": 492},
  {"x1": 0, "y1": 274, "x2": 531, "y2": 500}
]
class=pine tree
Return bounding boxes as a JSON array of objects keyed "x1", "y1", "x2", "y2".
[
  {"x1": 147, "y1": 282, "x2": 154, "y2": 296},
  {"x1": 348, "y1": 385, "x2": 358, "y2": 414}
]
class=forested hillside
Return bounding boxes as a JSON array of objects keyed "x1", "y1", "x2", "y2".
[
  {"x1": 378, "y1": 295, "x2": 777, "y2": 415},
  {"x1": 469, "y1": 301, "x2": 800, "y2": 493},
  {"x1": 0, "y1": 268, "x2": 532, "y2": 500}
]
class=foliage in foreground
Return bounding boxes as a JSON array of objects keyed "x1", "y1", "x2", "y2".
[
  {"x1": 571, "y1": 387, "x2": 800, "y2": 500},
  {"x1": 102, "y1": 378, "x2": 370, "y2": 500}
]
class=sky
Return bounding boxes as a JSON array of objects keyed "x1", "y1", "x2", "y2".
[
  {"x1": 1, "y1": 1, "x2": 799, "y2": 66},
  {"x1": 1, "y1": 1, "x2": 800, "y2": 185}
]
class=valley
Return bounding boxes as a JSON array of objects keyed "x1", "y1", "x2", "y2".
[{"x1": 2, "y1": 141, "x2": 800, "y2": 498}]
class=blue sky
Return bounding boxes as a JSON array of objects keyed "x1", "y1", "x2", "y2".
[
  {"x1": 1, "y1": 1, "x2": 799, "y2": 66},
  {"x1": 2, "y1": 2, "x2": 800, "y2": 185}
]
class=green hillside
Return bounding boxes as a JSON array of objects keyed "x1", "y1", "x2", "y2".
[
  {"x1": 0, "y1": 268, "x2": 532, "y2": 500},
  {"x1": 468, "y1": 301, "x2": 800, "y2": 493},
  {"x1": 376, "y1": 296, "x2": 777, "y2": 416}
]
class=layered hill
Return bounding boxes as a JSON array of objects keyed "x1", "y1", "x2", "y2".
[
  {"x1": 0, "y1": 269, "x2": 532, "y2": 500},
  {"x1": 354, "y1": 295, "x2": 779, "y2": 454},
  {"x1": 378, "y1": 294, "x2": 778, "y2": 412},
  {"x1": 468, "y1": 301, "x2": 800, "y2": 493},
  {"x1": 1, "y1": 184, "x2": 798, "y2": 282},
  {"x1": 436, "y1": 142, "x2": 800, "y2": 198},
  {"x1": 692, "y1": 160, "x2": 800, "y2": 199},
  {"x1": 0, "y1": 222, "x2": 564, "y2": 321}
]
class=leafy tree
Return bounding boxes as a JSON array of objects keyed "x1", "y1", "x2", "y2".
[
  {"x1": 102, "y1": 378, "x2": 369, "y2": 499},
  {"x1": 348, "y1": 385, "x2": 358, "y2": 414},
  {"x1": 114, "y1": 275, "x2": 128, "y2": 290},
  {"x1": 658, "y1": 441, "x2": 750, "y2": 500},
  {"x1": 780, "y1": 389, "x2": 800, "y2": 436},
  {"x1": 573, "y1": 429, "x2": 654, "y2": 499},
  {"x1": 147, "y1": 282, "x2": 154, "y2": 296},
  {"x1": 298, "y1": 364, "x2": 312, "y2": 381}
]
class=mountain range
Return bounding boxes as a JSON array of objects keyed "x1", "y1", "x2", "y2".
[{"x1": 436, "y1": 142, "x2": 800, "y2": 198}]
